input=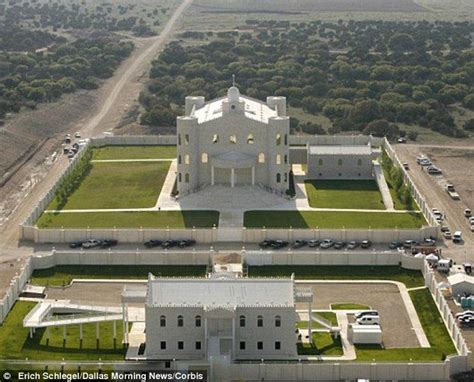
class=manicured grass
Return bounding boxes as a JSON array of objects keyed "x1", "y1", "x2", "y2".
[
  {"x1": 47, "y1": 161, "x2": 171, "y2": 210},
  {"x1": 382, "y1": 166, "x2": 419, "y2": 211},
  {"x1": 37, "y1": 210, "x2": 220, "y2": 228},
  {"x1": 31, "y1": 265, "x2": 207, "y2": 286},
  {"x1": 244, "y1": 210, "x2": 426, "y2": 229},
  {"x1": 91, "y1": 145, "x2": 176, "y2": 160},
  {"x1": 331, "y1": 303, "x2": 370, "y2": 310},
  {"x1": 305, "y1": 180, "x2": 385, "y2": 210},
  {"x1": 0, "y1": 302, "x2": 125, "y2": 360},
  {"x1": 355, "y1": 289, "x2": 456, "y2": 362},
  {"x1": 297, "y1": 312, "x2": 338, "y2": 329},
  {"x1": 249, "y1": 266, "x2": 425, "y2": 288},
  {"x1": 297, "y1": 332, "x2": 343, "y2": 356}
]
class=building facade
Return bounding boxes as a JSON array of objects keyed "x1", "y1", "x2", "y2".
[
  {"x1": 176, "y1": 87, "x2": 290, "y2": 195},
  {"x1": 144, "y1": 275, "x2": 310, "y2": 361}
]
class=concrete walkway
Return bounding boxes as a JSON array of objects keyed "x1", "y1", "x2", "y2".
[{"x1": 374, "y1": 162, "x2": 395, "y2": 210}]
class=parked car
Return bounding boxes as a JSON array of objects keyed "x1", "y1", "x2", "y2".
[
  {"x1": 397, "y1": 137, "x2": 407, "y2": 143},
  {"x1": 259, "y1": 240, "x2": 272, "y2": 249},
  {"x1": 291, "y1": 240, "x2": 307, "y2": 249},
  {"x1": 355, "y1": 310, "x2": 379, "y2": 319},
  {"x1": 422, "y1": 238, "x2": 436, "y2": 247},
  {"x1": 75, "y1": 132, "x2": 81, "y2": 138},
  {"x1": 403, "y1": 240, "x2": 417, "y2": 249},
  {"x1": 334, "y1": 241, "x2": 346, "y2": 249},
  {"x1": 470, "y1": 224, "x2": 474, "y2": 233},
  {"x1": 458, "y1": 316, "x2": 474, "y2": 328},
  {"x1": 99, "y1": 239, "x2": 118, "y2": 248},
  {"x1": 161, "y1": 240, "x2": 178, "y2": 249},
  {"x1": 144, "y1": 240, "x2": 163, "y2": 248},
  {"x1": 455, "y1": 310, "x2": 474, "y2": 319},
  {"x1": 402, "y1": 162, "x2": 409, "y2": 170},
  {"x1": 178, "y1": 239, "x2": 196, "y2": 248},
  {"x1": 69, "y1": 241, "x2": 83, "y2": 249},
  {"x1": 347, "y1": 241, "x2": 360, "y2": 250},
  {"x1": 443, "y1": 230, "x2": 452, "y2": 240},
  {"x1": 82, "y1": 239, "x2": 101, "y2": 249},
  {"x1": 453, "y1": 231, "x2": 463, "y2": 244},
  {"x1": 465, "y1": 209, "x2": 472, "y2": 218},
  {"x1": 419, "y1": 159, "x2": 432, "y2": 166},
  {"x1": 356, "y1": 315, "x2": 380, "y2": 325},
  {"x1": 360, "y1": 240, "x2": 372, "y2": 249},
  {"x1": 416, "y1": 155, "x2": 428, "y2": 164},
  {"x1": 271, "y1": 240, "x2": 289, "y2": 249},
  {"x1": 427, "y1": 166, "x2": 442, "y2": 175},
  {"x1": 389, "y1": 241, "x2": 403, "y2": 249},
  {"x1": 308, "y1": 239, "x2": 321, "y2": 248},
  {"x1": 320, "y1": 239, "x2": 335, "y2": 249},
  {"x1": 440, "y1": 225, "x2": 450, "y2": 232}
]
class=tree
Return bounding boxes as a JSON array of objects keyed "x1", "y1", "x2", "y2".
[
  {"x1": 408, "y1": 131, "x2": 418, "y2": 141},
  {"x1": 464, "y1": 119, "x2": 474, "y2": 131},
  {"x1": 348, "y1": 99, "x2": 382, "y2": 125},
  {"x1": 388, "y1": 33, "x2": 416, "y2": 53},
  {"x1": 363, "y1": 119, "x2": 399, "y2": 140}
]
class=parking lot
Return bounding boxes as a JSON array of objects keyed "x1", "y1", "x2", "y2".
[{"x1": 295, "y1": 282, "x2": 420, "y2": 348}]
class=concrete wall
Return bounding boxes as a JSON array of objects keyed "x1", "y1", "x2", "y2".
[
  {"x1": 306, "y1": 153, "x2": 373, "y2": 179},
  {"x1": 288, "y1": 134, "x2": 385, "y2": 147}
]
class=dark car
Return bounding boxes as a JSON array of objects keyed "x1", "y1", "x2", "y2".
[
  {"x1": 259, "y1": 240, "x2": 273, "y2": 249},
  {"x1": 291, "y1": 240, "x2": 307, "y2": 249},
  {"x1": 403, "y1": 240, "x2": 417, "y2": 249},
  {"x1": 361, "y1": 240, "x2": 372, "y2": 249},
  {"x1": 100, "y1": 239, "x2": 118, "y2": 248},
  {"x1": 334, "y1": 241, "x2": 346, "y2": 249},
  {"x1": 270, "y1": 240, "x2": 289, "y2": 249},
  {"x1": 389, "y1": 241, "x2": 403, "y2": 249},
  {"x1": 347, "y1": 241, "x2": 360, "y2": 250},
  {"x1": 161, "y1": 240, "x2": 178, "y2": 249},
  {"x1": 69, "y1": 241, "x2": 83, "y2": 249},
  {"x1": 422, "y1": 238, "x2": 436, "y2": 247},
  {"x1": 178, "y1": 239, "x2": 196, "y2": 248},
  {"x1": 144, "y1": 240, "x2": 163, "y2": 248}
]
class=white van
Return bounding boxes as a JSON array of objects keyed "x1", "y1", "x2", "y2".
[
  {"x1": 355, "y1": 310, "x2": 379, "y2": 320},
  {"x1": 453, "y1": 231, "x2": 462, "y2": 243},
  {"x1": 356, "y1": 315, "x2": 380, "y2": 325}
]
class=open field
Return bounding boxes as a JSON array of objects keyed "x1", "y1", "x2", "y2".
[
  {"x1": 0, "y1": 302, "x2": 125, "y2": 360},
  {"x1": 249, "y1": 266, "x2": 425, "y2": 289},
  {"x1": 244, "y1": 210, "x2": 426, "y2": 229},
  {"x1": 91, "y1": 145, "x2": 176, "y2": 160},
  {"x1": 31, "y1": 265, "x2": 206, "y2": 287},
  {"x1": 47, "y1": 161, "x2": 170, "y2": 210},
  {"x1": 37, "y1": 210, "x2": 220, "y2": 228},
  {"x1": 305, "y1": 180, "x2": 385, "y2": 210}
]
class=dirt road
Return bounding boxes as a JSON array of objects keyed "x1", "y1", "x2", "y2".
[{"x1": 0, "y1": 0, "x2": 193, "y2": 251}]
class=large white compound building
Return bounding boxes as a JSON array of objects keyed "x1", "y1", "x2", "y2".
[{"x1": 176, "y1": 86, "x2": 291, "y2": 196}]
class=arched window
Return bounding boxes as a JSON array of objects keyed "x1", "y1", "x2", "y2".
[
  {"x1": 276, "y1": 173, "x2": 281, "y2": 183},
  {"x1": 178, "y1": 135, "x2": 181, "y2": 146},
  {"x1": 275, "y1": 316, "x2": 281, "y2": 327},
  {"x1": 177, "y1": 315, "x2": 184, "y2": 327},
  {"x1": 201, "y1": 153, "x2": 208, "y2": 163},
  {"x1": 318, "y1": 159, "x2": 323, "y2": 166},
  {"x1": 230, "y1": 135, "x2": 237, "y2": 144},
  {"x1": 160, "y1": 315, "x2": 166, "y2": 327},
  {"x1": 178, "y1": 155, "x2": 182, "y2": 164},
  {"x1": 276, "y1": 154, "x2": 281, "y2": 165},
  {"x1": 178, "y1": 173, "x2": 182, "y2": 182},
  {"x1": 239, "y1": 315, "x2": 246, "y2": 327},
  {"x1": 257, "y1": 315, "x2": 263, "y2": 327},
  {"x1": 258, "y1": 153, "x2": 265, "y2": 163},
  {"x1": 276, "y1": 134, "x2": 281, "y2": 146},
  {"x1": 212, "y1": 134, "x2": 219, "y2": 144},
  {"x1": 195, "y1": 315, "x2": 202, "y2": 327},
  {"x1": 284, "y1": 134, "x2": 288, "y2": 145},
  {"x1": 338, "y1": 159, "x2": 343, "y2": 166},
  {"x1": 184, "y1": 154, "x2": 190, "y2": 164},
  {"x1": 184, "y1": 134, "x2": 189, "y2": 145},
  {"x1": 247, "y1": 134, "x2": 254, "y2": 144},
  {"x1": 185, "y1": 173, "x2": 190, "y2": 183},
  {"x1": 357, "y1": 159, "x2": 362, "y2": 166},
  {"x1": 284, "y1": 155, "x2": 288, "y2": 164}
]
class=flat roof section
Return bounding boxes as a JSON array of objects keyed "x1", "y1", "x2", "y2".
[{"x1": 308, "y1": 145, "x2": 372, "y2": 156}]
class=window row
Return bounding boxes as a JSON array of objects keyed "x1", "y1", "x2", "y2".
[
  {"x1": 317, "y1": 159, "x2": 364, "y2": 166},
  {"x1": 178, "y1": 153, "x2": 287, "y2": 165},
  {"x1": 178, "y1": 134, "x2": 190, "y2": 146},
  {"x1": 239, "y1": 315, "x2": 281, "y2": 328},
  {"x1": 276, "y1": 173, "x2": 288, "y2": 183},
  {"x1": 209, "y1": 133, "x2": 288, "y2": 146},
  {"x1": 178, "y1": 173, "x2": 190, "y2": 183},
  {"x1": 160, "y1": 315, "x2": 201, "y2": 327},
  {"x1": 240, "y1": 341, "x2": 281, "y2": 351},
  {"x1": 160, "y1": 341, "x2": 202, "y2": 350}
]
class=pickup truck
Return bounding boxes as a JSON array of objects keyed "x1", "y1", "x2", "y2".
[{"x1": 446, "y1": 184, "x2": 460, "y2": 200}]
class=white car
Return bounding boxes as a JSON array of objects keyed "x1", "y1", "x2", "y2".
[
  {"x1": 453, "y1": 231, "x2": 462, "y2": 243},
  {"x1": 82, "y1": 239, "x2": 101, "y2": 249},
  {"x1": 356, "y1": 315, "x2": 380, "y2": 325}
]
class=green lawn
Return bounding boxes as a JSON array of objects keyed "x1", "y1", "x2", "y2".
[
  {"x1": 0, "y1": 302, "x2": 125, "y2": 360},
  {"x1": 331, "y1": 303, "x2": 370, "y2": 310},
  {"x1": 249, "y1": 266, "x2": 424, "y2": 288},
  {"x1": 37, "y1": 210, "x2": 219, "y2": 228},
  {"x1": 355, "y1": 289, "x2": 456, "y2": 362},
  {"x1": 305, "y1": 180, "x2": 385, "y2": 210},
  {"x1": 31, "y1": 265, "x2": 207, "y2": 286},
  {"x1": 297, "y1": 312, "x2": 338, "y2": 329},
  {"x1": 297, "y1": 332, "x2": 343, "y2": 356},
  {"x1": 47, "y1": 161, "x2": 171, "y2": 210},
  {"x1": 382, "y1": 166, "x2": 419, "y2": 211},
  {"x1": 92, "y1": 145, "x2": 176, "y2": 160},
  {"x1": 244, "y1": 210, "x2": 426, "y2": 229}
]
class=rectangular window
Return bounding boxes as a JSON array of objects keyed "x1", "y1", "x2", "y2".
[
  {"x1": 195, "y1": 341, "x2": 201, "y2": 350},
  {"x1": 275, "y1": 341, "x2": 281, "y2": 350},
  {"x1": 257, "y1": 341, "x2": 263, "y2": 350},
  {"x1": 160, "y1": 341, "x2": 166, "y2": 350},
  {"x1": 240, "y1": 341, "x2": 246, "y2": 350},
  {"x1": 178, "y1": 341, "x2": 184, "y2": 350}
]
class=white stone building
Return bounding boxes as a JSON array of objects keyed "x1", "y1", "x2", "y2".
[
  {"x1": 143, "y1": 274, "x2": 313, "y2": 361},
  {"x1": 176, "y1": 87, "x2": 290, "y2": 195}
]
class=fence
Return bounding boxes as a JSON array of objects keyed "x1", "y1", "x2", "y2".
[{"x1": 288, "y1": 134, "x2": 385, "y2": 147}]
